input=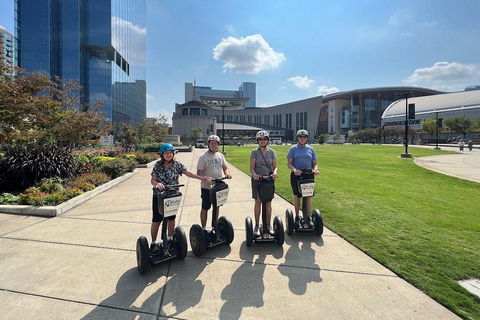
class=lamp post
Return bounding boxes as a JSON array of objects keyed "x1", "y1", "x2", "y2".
[
  {"x1": 221, "y1": 105, "x2": 226, "y2": 154},
  {"x1": 397, "y1": 93, "x2": 412, "y2": 158},
  {"x1": 435, "y1": 111, "x2": 441, "y2": 150}
]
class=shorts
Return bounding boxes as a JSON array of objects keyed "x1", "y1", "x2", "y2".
[
  {"x1": 251, "y1": 178, "x2": 260, "y2": 200},
  {"x1": 290, "y1": 172, "x2": 303, "y2": 197},
  {"x1": 201, "y1": 188, "x2": 212, "y2": 210},
  {"x1": 152, "y1": 195, "x2": 176, "y2": 223}
]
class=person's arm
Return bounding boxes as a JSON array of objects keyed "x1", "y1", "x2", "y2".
[
  {"x1": 223, "y1": 164, "x2": 232, "y2": 179},
  {"x1": 287, "y1": 158, "x2": 301, "y2": 176},
  {"x1": 271, "y1": 159, "x2": 278, "y2": 179},
  {"x1": 250, "y1": 157, "x2": 259, "y2": 180},
  {"x1": 151, "y1": 175, "x2": 165, "y2": 190},
  {"x1": 185, "y1": 169, "x2": 210, "y2": 183},
  {"x1": 312, "y1": 159, "x2": 319, "y2": 175},
  {"x1": 197, "y1": 169, "x2": 212, "y2": 184}
]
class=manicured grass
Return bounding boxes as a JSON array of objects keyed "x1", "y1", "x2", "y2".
[{"x1": 225, "y1": 144, "x2": 480, "y2": 320}]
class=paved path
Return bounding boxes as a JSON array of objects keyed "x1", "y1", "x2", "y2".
[
  {"x1": 0, "y1": 148, "x2": 460, "y2": 319},
  {"x1": 412, "y1": 145, "x2": 480, "y2": 183}
]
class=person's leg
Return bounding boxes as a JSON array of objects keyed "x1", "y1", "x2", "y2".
[
  {"x1": 266, "y1": 202, "x2": 274, "y2": 235},
  {"x1": 254, "y1": 200, "x2": 261, "y2": 225},
  {"x1": 151, "y1": 222, "x2": 161, "y2": 242},
  {"x1": 201, "y1": 209, "x2": 208, "y2": 228},
  {"x1": 294, "y1": 195, "x2": 301, "y2": 216},
  {"x1": 306, "y1": 197, "x2": 312, "y2": 217},
  {"x1": 167, "y1": 219, "x2": 175, "y2": 238}
]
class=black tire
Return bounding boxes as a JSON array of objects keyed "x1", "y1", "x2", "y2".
[
  {"x1": 313, "y1": 209, "x2": 324, "y2": 236},
  {"x1": 218, "y1": 216, "x2": 234, "y2": 245},
  {"x1": 245, "y1": 216, "x2": 253, "y2": 247},
  {"x1": 189, "y1": 224, "x2": 206, "y2": 257},
  {"x1": 136, "y1": 236, "x2": 150, "y2": 275},
  {"x1": 274, "y1": 216, "x2": 284, "y2": 246},
  {"x1": 285, "y1": 208, "x2": 294, "y2": 235},
  {"x1": 174, "y1": 226, "x2": 188, "y2": 260}
]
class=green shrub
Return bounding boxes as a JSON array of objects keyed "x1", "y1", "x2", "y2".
[
  {"x1": 90, "y1": 156, "x2": 115, "y2": 167},
  {"x1": 135, "y1": 143, "x2": 162, "y2": 153},
  {"x1": 72, "y1": 172, "x2": 111, "y2": 187},
  {"x1": 18, "y1": 188, "x2": 49, "y2": 206},
  {"x1": 43, "y1": 192, "x2": 67, "y2": 206},
  {"x1": 0, "y1": 193, "x2": 19, "y2": 205},
  {"x1": 125, "y1": 154, "x2": 137, "y2": 160},
  {"x1": 63, "y1": 188, "x2": 84, "y2": 200},
  {"x1": 99, "y1": 158, "x2": 136, "y2": 178},
  {"x1": 38, "y1": 178, "x2": 64, "y2": 193},
  {"x1": 70, "y1": 181, "x2": 95, "y2": 192},
  {"x1": 135, "y1": 152, "x2": 158, "y2": 164}
]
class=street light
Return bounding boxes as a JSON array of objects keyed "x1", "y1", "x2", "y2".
[
  {"x1": 435, "y1": 111, "x2": 441, "y2": 150},
  {"x1": 396, "y1": 93, "x2": 412, "y2": 158}
]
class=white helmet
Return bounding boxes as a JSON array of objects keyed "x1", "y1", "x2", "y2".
[
  {"x1": 256, "y1": 131, "x2": 269, "y2": 141},
  {"x1": 207, "y1": 135, "x2": 221, "y2": 143}
]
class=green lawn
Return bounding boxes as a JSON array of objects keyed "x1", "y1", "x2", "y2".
[{"x1": 225, "y1": 144, "x2": 480, "y2": 320}]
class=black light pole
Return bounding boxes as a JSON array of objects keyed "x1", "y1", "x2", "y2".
[
  {"x1": 222, "y1": 105, "x2": 225, "y2": 154},
  {"x1": 397, "y1": 93, "x2": 412, "y2": 158},
  {"x1": 435, "y1": 111, "x2": 441, "y2": 150}
]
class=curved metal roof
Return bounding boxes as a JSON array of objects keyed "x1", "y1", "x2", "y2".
[
  {"x1": 322, "y1": 86, "x2": 444, "y2": 101},
  {"x1": 382, "y1": 90, "x2": 480, "y2": 119}
]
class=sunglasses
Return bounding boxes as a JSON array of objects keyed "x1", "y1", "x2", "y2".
[
  {"x1": 258, "y1": 138, "x2": 268, "y2": 141},
  {"x1": 298, "y1": 136, "x2": 307, "y2": 138}
]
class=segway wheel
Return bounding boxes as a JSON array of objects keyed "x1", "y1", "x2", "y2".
[
  {"x1": 245, "y1": 216, "x2": 253, "y2": 247},
  {"x1": 274, "y1": 216, "x2": 284, "y2": 246},
  {"x1": 174, "y1": 226, "x2": 188, "y2": 260},
  {"x1": 189, "y1": 224, "x2": 206, "y2": 257},
  {"x1": 136, "y1": 236, "x2": 150, "y2": 275},
  {"x1": 313, "y1": 209, "x2": 324, "y2": 236},
  {"x1": 285, "y1": 209, "x2": 294, "y2": 235},
  {"x1": 218, "y1": 216, "x2": 234, "y2": 245}
]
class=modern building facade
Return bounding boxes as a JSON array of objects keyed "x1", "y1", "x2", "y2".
[
  {"x1": 321, "y1": 87, "x2": 444, "y2": 135},
  {"x1": 0, "y1": 26, "x2": 15, "y2": 70},
  {"x1": 15, "y1": 0, "x2": 147, "y2": 125},
  {"x1": 185, "y1": 81, "x2": 256, "y2": 109}
]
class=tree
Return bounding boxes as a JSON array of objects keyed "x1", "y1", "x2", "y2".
[
  {"x1": 191, "y1": 127, "x2": 203, "y2": 140},
  {"x1": 444, "y1": 116, "x2": 478, "y2": 139},
  {"x1": 421, "y1": 119, "x2": 438, "y2": 139},
  {"x1": 0, "y1": 62, "x2": 112, "y2": 148}
]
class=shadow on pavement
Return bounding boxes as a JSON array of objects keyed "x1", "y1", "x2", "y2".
[{"x1": 278, "y1": 235, "x2": 323, "y2": 295}]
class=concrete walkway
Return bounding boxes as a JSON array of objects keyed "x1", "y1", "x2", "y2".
[
  {"x1": 0, "y1": 148, "x2": 461, "y2": 319},
  {"x1": 412, "y1": 144, "x2": 480, "y2": 183}
]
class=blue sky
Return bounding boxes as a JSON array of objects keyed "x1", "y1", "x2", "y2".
[{"x1": 2, "y1": 0, "x2": 480, "y2": 124}]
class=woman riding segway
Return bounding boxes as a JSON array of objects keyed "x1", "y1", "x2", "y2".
[
  {"x1": 149, "y1": 143, "x2": 206, "y2": 254},
  {"x1": 250, "y1": 131, "x2": 278, "y2": 236},
  {"x1": 286, "y1": 130, "x2": 320, "y2": 229}
]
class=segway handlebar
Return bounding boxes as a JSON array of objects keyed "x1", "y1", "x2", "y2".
[
  {"x1": 213, "y1": 176, "x2": 229, "y2": 182},
  {"x1": 152, "y1": 184, "x2": 185, "y2": 191},
  {"x1": 258, "y1": 175, "x2": 274, "y2": 180}
]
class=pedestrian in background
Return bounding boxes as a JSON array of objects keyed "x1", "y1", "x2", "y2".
[
  {"x1": 468, "y1": 140, "x2": 473, "y2": 151},
  {"x1": 458, "y1": 140, "x2": 465, "y2": 152}
]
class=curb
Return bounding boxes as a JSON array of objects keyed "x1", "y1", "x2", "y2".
[
  {"x1": 136, "y1": 159, "x2": 157, "y2": 168},
  {"x1": 0, "y1": 170, "x2": 139, "y2": 218}
]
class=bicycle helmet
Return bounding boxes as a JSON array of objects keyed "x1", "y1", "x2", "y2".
[
  {"x1": 296, "y1": 130, "x2": 308, "y2": 137},
  {"x1": 256, "y1": 131, "x2": 269, "y2": 141},
  {"x1": 159, "y1": 143, "x2": 175, "y2": 154},
  {"x1": 207, "y1": 135, "x2": 221, "y2": 143}
]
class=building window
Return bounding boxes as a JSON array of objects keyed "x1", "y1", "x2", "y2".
[
  {"x1": 201, "y1": 109, "x2": 207, "y2": 116},
  {"x1": 190, "y1": 108, "x2": 200, "y2": 115},
  {"x1": 182, "y1": 108, "x2": 188, "y2": 115}
]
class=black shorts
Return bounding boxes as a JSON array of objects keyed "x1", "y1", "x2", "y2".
[
  {"x1": 290, "y1": 172, "x2": 303, "y2": 197},
  {"x1": 152, "y1": 195, "x2": 176, "y2": 222},
  {"x1": 201, "y1": 188, "x2": 212, "y2": 210},
  {"x1": 251, "y1": 177, "x2": 260, "y2": 200}
]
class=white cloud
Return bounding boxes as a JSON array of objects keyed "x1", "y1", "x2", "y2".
[
  {"x1": 401, "y1": 33, "x2": 413, "y2": 37},
  {"x1": 147, "y1": 94, "x2": 154, "y2": 100},
  {"x1": 405, "y1": 62, "x2": 480, "y2": 83},
  {"x1": 287, "y1": 76, "x2": 315, "y2": 89},
  {"x1": 213, "y1": 34, "x2": 286, "y2": 74},
  {"x1": 258, "y1": 103, "x2": 273, "y2": 108},
  {"x1": 147, "y1": 109, "x2": 173, "y2": 124},
  {"x1": 317, "y1": 85, "x2": 340, "y2": 96},
  {"x1": 225, "y1": 25, "x2": 235, "y2": 34},
  {"x1": 424, "y1": 21, "x2": 437, "y2": 27}
]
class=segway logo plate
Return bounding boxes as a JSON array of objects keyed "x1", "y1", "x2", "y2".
[
  {"x1": 300, "y1": 183, "x2": 315, "y2": 197},
  {"x1": 163, "y1": 196, "x2": 182, "y2": 217},
  {"x1": 216, "y1": 188, "x2": 229, "y2": 206}
]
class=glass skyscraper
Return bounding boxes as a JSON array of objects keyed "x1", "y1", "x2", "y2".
[
  {"x1": 0, "y1": 26, "x2": 16, "y2": 70},
  {"x1": 15, "y1": 0, "x2": 146, "y2": 124}
]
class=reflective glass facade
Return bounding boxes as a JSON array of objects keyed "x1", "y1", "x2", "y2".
[{"x1": 16, "y1": 0, "x2": 146, "y2": 124}]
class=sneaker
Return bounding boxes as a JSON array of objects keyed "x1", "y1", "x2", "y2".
[
  {"x1": 150, "y1": 242, "x2": 160, "y2": 255},
  {"x1": 295, "y1": 216, "x2": 301, "y2": 229},
  {"x1": 254, "y1": 225, "x2": 261, "y2": 237},
  {"x1": 167, "y1": 239, "x2": 175, "y2": 251},
  {"x1": 268, "y1": 225, "x2": 275, "y2": 236}
]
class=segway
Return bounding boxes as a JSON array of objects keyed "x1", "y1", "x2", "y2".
[
  {"x1": 245, "y1": 176, "x2": 285, "y2": 246},
  {"x1": 285, "y1": 169, "x2": 323, "y2": 236},
  {"x1": 136, "y1": 184, "x2": 188, "y2": 275},
  {"x1": 190, "y1": 176, "x2": 234, "y2": 257}
]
